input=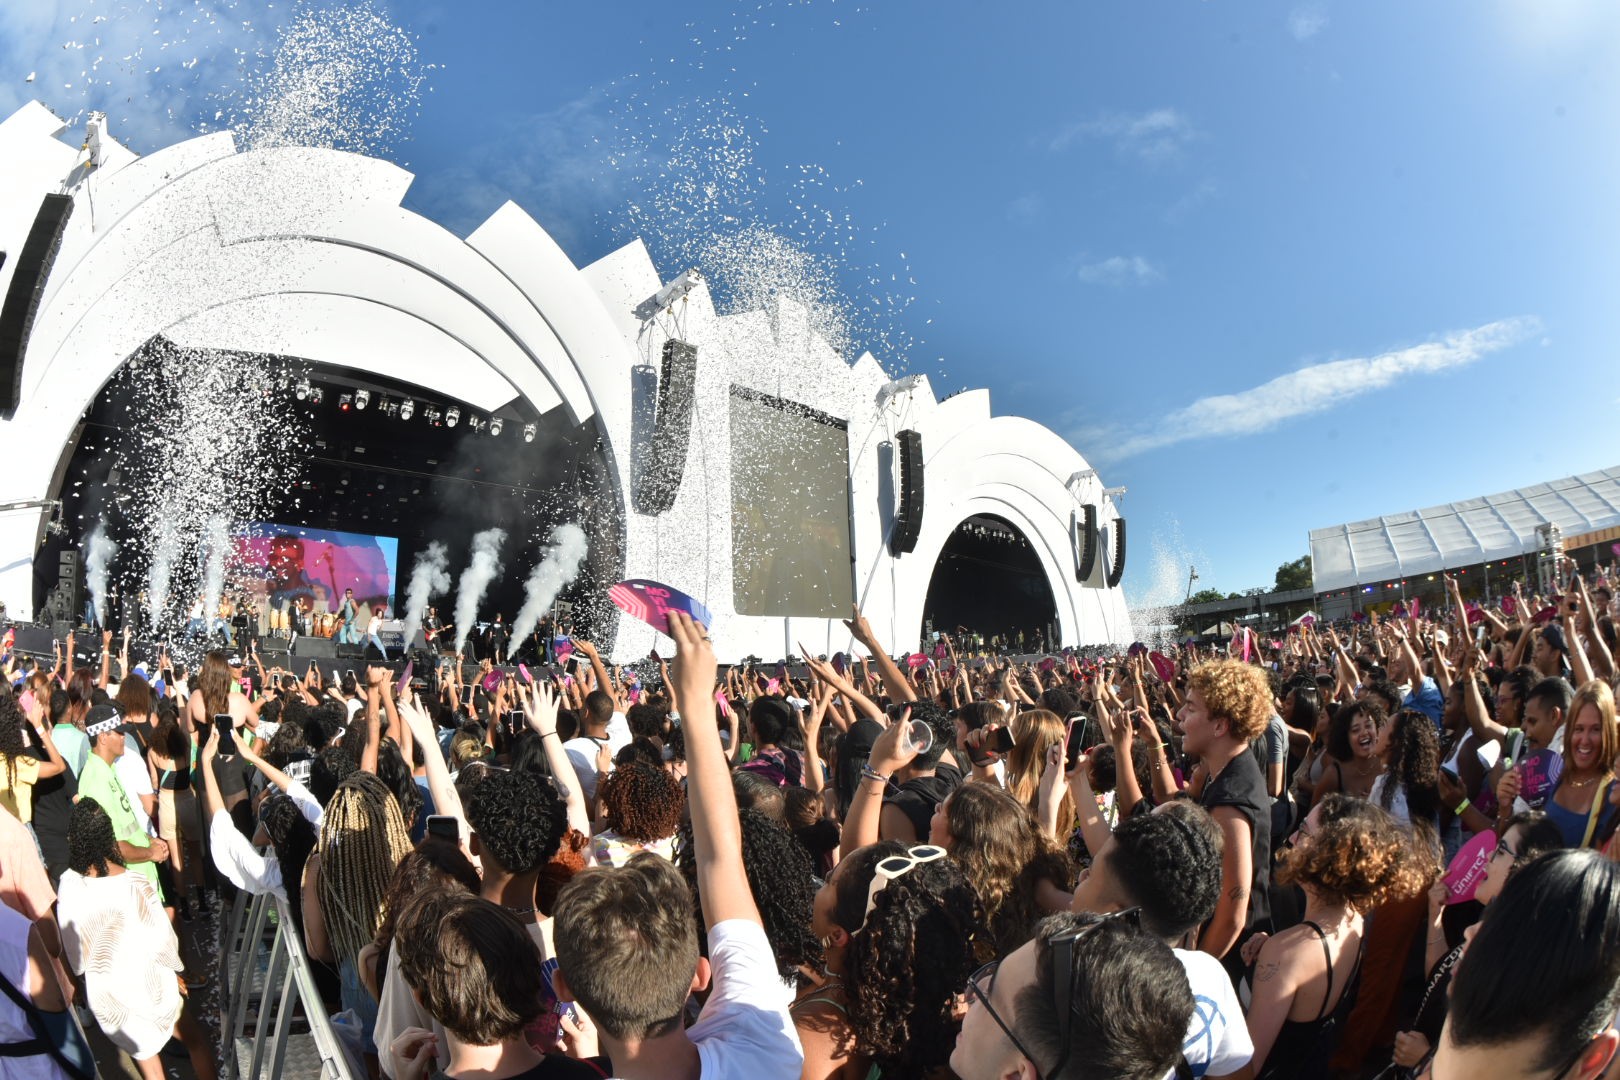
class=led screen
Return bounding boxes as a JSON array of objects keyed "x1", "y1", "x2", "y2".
[
  {"x1": 729, "y1": 389, "x2": 854, "y2": 617},
  {"x1": 232, "y1": 523, "x2": 399, "y2": 620}
]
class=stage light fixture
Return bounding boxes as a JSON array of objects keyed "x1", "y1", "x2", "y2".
[
  {"x1": 338, "y1": 393, "x2": 353, "y2": 412},
  {"x1": 295, "y1": 377, "x2": 311, "y2": 401},
  {"x1": 354, "y1": 390, "x2": 371, "y2": 410},
  {"x1": 523, "y1": 422, "x2": 537, "y2": 443},
  {"x1": 488, "y1": 417, "x2": 503, "y2": 437},
  {"x1": 399, "y1": 398, "x2": 415, "y2": 421},
  {"x1": 378, "y1": 395, "x2": 394, "y2": 415},
  {"x1": 445, "y1": 406, "x2": 461, "y2": 428},
  {"x1": 424, "y1": 405, "x2": 442, "y2": 425},
  {"x1": 308, "y1": 387, "x2": 324, "y2": 405}
]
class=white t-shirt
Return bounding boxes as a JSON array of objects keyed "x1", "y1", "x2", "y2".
[
  {"x1": 116, "y1": 744, "x2": 156, "y2": 837},
  {"x1": 1172, "y1": 947, "x2": 1253, "y2": 1079},
  {"x1": 564, "y1": 723, "x2": 634, "y2": 802},
  {"x1": 682, "y1": 920, "x2": 802, "y2": 1080}
]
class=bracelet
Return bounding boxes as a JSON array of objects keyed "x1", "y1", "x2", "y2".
[
  {"x1": 1452, "y1": 797, "x2": 1470, "y2": 815},
  {"x1": 859, "y1": 765, "x2": 891, "y2": 785}
]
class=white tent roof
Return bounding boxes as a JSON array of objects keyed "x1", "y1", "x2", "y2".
[{"x1": 1309, "y1": 467, "x2": 1620, "y2": 592}]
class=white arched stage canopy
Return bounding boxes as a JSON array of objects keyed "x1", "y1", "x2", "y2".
[{"x1": 0, "y1": 102, "x2": 1134, "y2": 659}]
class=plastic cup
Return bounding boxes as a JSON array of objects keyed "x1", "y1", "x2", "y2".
[{"x1": 898, "y1": 718, "x2": 934, "y2": 758}]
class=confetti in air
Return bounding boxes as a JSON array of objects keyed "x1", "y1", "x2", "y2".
[
  {"x1": 401, "y1": 541, "x2": 452, "y2": 651},
  {"x1": 510, "y1": 524, "x2": 589, "y2": 649},
  {"x1": 454, "y1": 529, "x2": 507, "y2": 656}
]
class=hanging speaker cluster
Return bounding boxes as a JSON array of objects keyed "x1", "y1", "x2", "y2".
[
  {"x1": 633, "y1": 339, "x2": 699, "y2": 515},
  {"x1": 890, "y1": 429, "x2": 924, "y2": 555},
  {"x1": 1073, "y1": 504, "x2": 1127, "y2": 587},
  {"x1": 0, "y1": 193, "x2": 74, "y2": 420}
]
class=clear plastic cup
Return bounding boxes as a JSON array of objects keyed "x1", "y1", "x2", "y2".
[{"x1": 898, "y1": 718, "x2": 934, "y2": 758}]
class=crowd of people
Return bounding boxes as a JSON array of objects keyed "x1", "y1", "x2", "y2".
[{"x1": 0, "y1": 563, "x2": 1617, "y2": 1079}]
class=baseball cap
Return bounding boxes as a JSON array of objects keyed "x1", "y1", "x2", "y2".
[{"x1": 85, "y1": 703, "x2": 125, "y2": 738}]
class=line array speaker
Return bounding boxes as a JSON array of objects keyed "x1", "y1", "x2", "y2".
[
  {"x1": 890, "y1": 429, "x2": 924, "y2": 556},
  {"x1": 634, "y1": 339, "x2": 698, "y2": 515},
  {"x1": 1105, "y1": 517, "x2": 1127, "y2": 588},
  {"x1": 0, "y1": 194, "x2": 75, "y2": 420},
  {"x1": 1075, "y1": 504, "x2": 1098, "y2": 581}
]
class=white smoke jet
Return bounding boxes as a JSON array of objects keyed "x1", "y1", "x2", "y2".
[
  {"x1": 201, "y1": 515, "x2": 229, "y2": 635},
  {"x1": 401, "y1": 541, "x2": 451, "y2": 648},
  {"x1": 509, "y1": 524, "x2": 588, "y2": 650},
  {"x1": 147, "y1": 519, "x2": 179, "y2": 628},
  {"x1": 83, "y1": 524, "x2": 118, "y2": 629},
  {"x1": 453, "y1": 529, "x2": 506, "y2": 656}
]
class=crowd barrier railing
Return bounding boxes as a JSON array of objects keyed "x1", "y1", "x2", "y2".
[{"x1": 218, "y1": 889, "x2": 355, "y2": 1080}]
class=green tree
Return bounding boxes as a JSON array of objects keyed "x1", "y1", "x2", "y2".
[
  {"x1": 1185, "y1": 588, "x2": 1227, "y2": 606},
  {"x1": 1274, "y1": 556, "x2": 1313, "y2": 592}
]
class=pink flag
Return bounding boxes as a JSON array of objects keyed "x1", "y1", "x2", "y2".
[{"x1": 907, "y1": 653, "x2": 929, "y2": 671}]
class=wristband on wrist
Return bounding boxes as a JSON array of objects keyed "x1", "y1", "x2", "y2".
[
  {"x1": 859, "y1": 764, "x2": 891, "y2": 785},
  {"x1": 1452, "y1": 797, "x2": 1470, "y2": 815}
]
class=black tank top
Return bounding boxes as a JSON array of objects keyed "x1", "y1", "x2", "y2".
[{"x1": 1256, "y1": 921, "x2": 1361, "y2": 1080}]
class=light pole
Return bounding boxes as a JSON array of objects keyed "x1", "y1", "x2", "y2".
[{"x1": 1185, "y1": 566, "x2": 1200, "y2": 604}]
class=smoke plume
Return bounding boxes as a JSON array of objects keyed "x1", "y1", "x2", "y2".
[
  {"x1": 453, "y1": 528, "x2": 507, "y2": 655},
  {"x1": 402, "y1": 541, "x2": 451, "y2": 647},
  {"x1": 201, "y1": 516, "x2": 229, "y2": 631},
  {"x1": 83, "y1": 524, "x2": 118, "y2": 630},
  {"x1": 509, "y1": 525, "x2": 588, "y2": 649}
]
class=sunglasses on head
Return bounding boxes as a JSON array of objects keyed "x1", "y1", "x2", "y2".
[{"x1": 855, "y1": 844, "x2": 947, "y2": 933}]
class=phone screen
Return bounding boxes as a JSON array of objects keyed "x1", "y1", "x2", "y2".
[
  {"x1": 990, "y1": 726, "x2": 1016, "y2": 754},
  {"x1": 213, "y1": 714, "x2": 234, "y2": 748},
  {"x1": 507, "y1": 710, "x2": 524, "y2": 733},
  {"x1": 1065, "y1": 718, "x2": 1086, "y2": 770},
  {"x1": 425, "y1": 815, "x2": 459, "y2": 842}
]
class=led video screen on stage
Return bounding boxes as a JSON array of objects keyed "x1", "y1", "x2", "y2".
[
  {"x1": 232, "y1": 523, "x2": 400, "y2": 618},
  {"x1": 729, "y1": 388, "x2": 855, "y2": 618}
]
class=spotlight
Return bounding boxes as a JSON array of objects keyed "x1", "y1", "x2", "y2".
[
  {"x1": 308, "y1": 386, "x2": 324, "y2": 405},
  {"x1": 354, "y1": 389, "x2": 371, "y2": 410},
  {"x1": 445, "y1": 406, "x2": 460, "y2": 428},
  {"x1": 488, "y1": 417, "x2": 503, "y2": 437},
  {"x1": 399, "y1": 398, "x2": 415, "y2": 421},
  {"x1": 295, "y1": 377, "x2": 311, "y2": 401},
  {"x1": 338, "y1": 393, "x2": 353, "y2": 412},
  {"x1": 523, "y1": 422, "x2": 537, "y2": 443},
  {"x1": 424, "y1": 405, "x2": 442, "y2": 425},
  {"x1": 379, "y1": 395, "x2": 396, "y2": 416}
]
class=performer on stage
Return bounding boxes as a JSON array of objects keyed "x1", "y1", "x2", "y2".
[
  {"x1": 338, "y1": 588, "x2": 359, "y2": 645},
  {"x1": 366, "y1": 604, "x2": 389, "y2": 660},
  {"x1": 488, "y1": 613, "x2": 509, "y2": 665}
]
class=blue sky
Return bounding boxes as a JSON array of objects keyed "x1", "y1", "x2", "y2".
[{"x1": 5, "y1": 0, "x2": 1619, "y2": 609}]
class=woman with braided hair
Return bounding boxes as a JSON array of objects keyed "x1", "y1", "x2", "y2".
[
  {"x1": 794, "y1": 840, "x2": 988, "y2": 1079},
  {"x1": 302, "y1": 770, "x2": 411, "y2": 1061},
  {"x1": 58, "y1": 799, "x2": 216, "y2": 1080}
]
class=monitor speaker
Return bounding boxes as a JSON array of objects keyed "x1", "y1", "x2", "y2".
[
  {"x1": 634, "y1": 339, "x2": 698, "y2": 515},
  {"x1": 292, "y1": 636, "x2": 336, "y2": 659},
  {"x1": 1075, "y1": 504, "x2": 1098, "y2": 581},
  {"x1": 0, "y1": 194, "x2": 75, "y2": 419},
  {"x1": 890, "y1": 429, "x2": 924, "y2": 556},
  {"x1": 1105, "y1": 517, "x2": 1127, "y2": 588}
]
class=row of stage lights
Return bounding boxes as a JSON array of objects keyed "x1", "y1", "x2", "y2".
[{"x1": 293, "y1": 378, "x2": 537, "y2": 442}]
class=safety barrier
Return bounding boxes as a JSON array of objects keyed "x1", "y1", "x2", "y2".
[{"x1": 218, "y1": 889, "x2": 354, "y2": 1080}]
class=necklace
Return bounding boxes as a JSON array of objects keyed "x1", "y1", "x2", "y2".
[
  {"x1": 1566, "y1": 774, "x2": 1601, "y2": 789},
  {"x1": 503, "y1": 904, "x2": 538, "y2": 917}
]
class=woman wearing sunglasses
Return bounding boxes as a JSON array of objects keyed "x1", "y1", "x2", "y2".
[{"x1": 793, "y1": 841, "x2": 987, "y2": 1079}]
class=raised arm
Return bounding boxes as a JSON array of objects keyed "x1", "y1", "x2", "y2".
[
  {"x1": 398, "y1": 692, "x2": 472, "y2": 846},
  {"x1": 522, "y1": 681, "x2": 589, "y2": 837},
  {"x1": 96, "y1": 631, "x2": 112, "y2": 690},
  {"x1": 1575, "y1": 575, "x2": 1616, "y2": 678},
  {"x1": 669, "y1": 612, "x2": 757, "y2": 929},
  {"x1": 575, "y1": 640, "x2": 614, "y2": 705},
  {"x1": 839, "y1": 711, "x2": 915, "y2": 860},
  {"x1": 843, "y1": 606, "x2": 916, "y2": 703}
]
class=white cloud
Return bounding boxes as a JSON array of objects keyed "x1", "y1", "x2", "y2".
[
  {"x1": 1050, "y1": 108, "x2": 1196, "y2": 164},
  {"x1": 1076, "y1": 255, "x2": 1162, "y2": 286},
  {"x1": 1076, "y1": 316, "x2": 1540, "y2": 462},
  {"x1": 1288, "y1": 5, "x2": 1330, "y2": 41},
  {"x1": 1164, "y1": 178, "x2": 1219, "y2": 223}
]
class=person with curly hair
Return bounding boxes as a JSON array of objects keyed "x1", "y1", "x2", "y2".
[
  {"x1": 929, "y1": 780, "x2": 1072, "y2": 956},
  {"x1": 794, "y1": 840, "x2": 988, "y2": 1079},
  {"x1": 1370, "y1": 708, "x2": 1441, "y2": 837},
  {"x1": 1181, "y1": 659, "x2": 1275, "y2": 963},
  {"x1": 57, "y1": 800, "x2": 216, "y2": 1080},
  {"x1": 1238, "y1": 795, "x2": 1433, "y2": 1079},
  {"x1": 1310, "y1": 699, "x2": 1386, "y2": 806},
  {"x1": 677, "y1": 806, "x2": 823, "y2": 997},
  {"x1": 592, "y1": 759, "x2": 684, "y2": 867}
]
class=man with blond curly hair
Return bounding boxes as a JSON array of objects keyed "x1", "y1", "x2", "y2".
[{"x1": 1180, "y1": 659, "x2": 1274, "y2": 973}]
